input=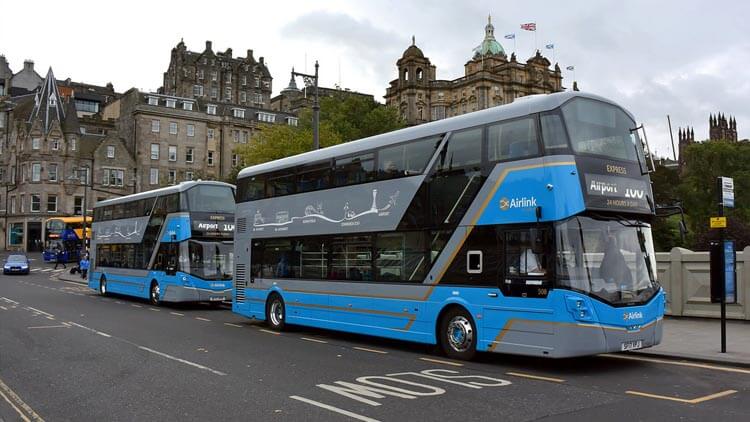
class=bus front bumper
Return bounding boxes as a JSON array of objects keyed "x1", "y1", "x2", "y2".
[{"x1": 161, "y1": 285, "x2": 232, "y2": 303}]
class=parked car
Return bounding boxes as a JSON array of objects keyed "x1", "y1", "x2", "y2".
[{"x1": 3, "y1": 254, "x2": 30, "y2": 275}]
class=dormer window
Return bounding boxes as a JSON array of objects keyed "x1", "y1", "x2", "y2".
[
  {"x1": 148, "y1": 96, "x2": 159, "y2": 106},
  {"x1": 49, "y1": 94, "x2": 57, "y2": 107},
  {"x1": 183, "y1": 102, "x2": 194, "y2": 111},
  {"x1": 233, "y1": 108, "x2": 245, "y2": 119},
  {"x1": 207, "y1": 104, "x2": 217, "y2": 115},
  {"x1": 166, "y1": 99, "x2": 176, "y2": 108},
  {"x1": 287, "y1": 117, "x2": 298, "y2": 127}
]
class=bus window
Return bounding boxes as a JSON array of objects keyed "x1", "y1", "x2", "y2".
[
  {"x1": 298, "y1": 163, "x2": 330, "y2": 193},
  {"x1": 561, "y1": 97, "x2": 638, "y2": 162},
  {"x1": 266, "y1": 172, "x2": 296, "y2": 197},
  {"x1": 330, "y1": 235, "x2": 372, "y2": 281},
  {"x1": 487, "y1": 117, "x2": 539, "y2": 162},
  {"x1": 262, "y1": 239, "x2": 298, "y2": 278},
  {"x1": 540, "y1": 112, "x2": 569, "y2": 153},
  {"x1": 185, "y1": 185, "x2": 235, "y2": 213},
  {"x1": 238, "y1": 176, "x2": 265, "y2": 202},
  {"x1": 437, "y1": 128, "x2": 482, "y2": 172},
  {"x1": 334, "y1": 153, "x2": 375, "y2": 186},
  {"x1": 375, "y1": 232, "x2": 426, "y2": 282},
  {"x1": 502, "y1": 229, "x2": 550, "y2": 298},
  {"x1": 299, "y1": 237, "x2": 328, "y2": 279},
  {"x1": 377, "y1": 136, "x2": 441, "y2": 180}
]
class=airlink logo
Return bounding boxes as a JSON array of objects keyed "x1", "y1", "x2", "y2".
[
  {"x1": 499, "y1": 196, "x2": 537, "y2": 211},
  {"x1": 623, "y1": 311, "x2": 643, "y2": 321}
]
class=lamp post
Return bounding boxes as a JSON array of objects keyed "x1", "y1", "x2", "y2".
[
  {"x1": 291, "y1": 61, "x2": 320, "y2": 150},
  {"x1": 1, "y1": 101, "x2": 15, "y2": 250},
  {"x1": 68, "y1": 165, "x2": 90, "y2": 253}
]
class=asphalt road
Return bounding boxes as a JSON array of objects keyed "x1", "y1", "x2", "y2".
[{"x1": 1, "y1": 265, "x2": 749, "y2": 421}]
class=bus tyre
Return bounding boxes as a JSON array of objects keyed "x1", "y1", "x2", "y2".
[
  {"x1": 265, "y1": 294, "x2": 286, "y2": 331},
  {"x1": 150, "y1": 281, "x2": 162, "y2": 306},
  {"x1": 99, "y1": 277, "x2": 107, "y2": 296},
  {"x1": 439, "y1": 307, "x2": 477, "y2": 361}
]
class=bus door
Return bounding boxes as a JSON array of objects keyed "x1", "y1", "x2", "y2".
[{"x1": 151, "y1": 243, "x2": 181, "y2": 295}]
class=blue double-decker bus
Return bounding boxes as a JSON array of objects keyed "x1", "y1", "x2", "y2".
[
  {"x1": 89, "y1": 181, "x2": 236, "y2": 305},
  {"x1": 232, "y1": 91, "x2": 665, "y2": 360}
]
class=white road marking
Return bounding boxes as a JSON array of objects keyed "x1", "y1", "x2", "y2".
[
  {"x1": 27, "y1": 325, "x2": 70, "y2": 330},
  {"x1": 149, "y1": 308, "x2": 161, "y2": 312},
  {"x1": 301, "y1": 337, "x2": 328, "y2": 344},
  {"x1": 0, "y1": 306, "x2": 7, "y2": 311},
  {"x1": 1, "y1": 297, "x2": 20, "y2": 305},
  {"x1": 259, "y1": 328, "x2": 281, "y2": 335},
  {"x1": 137, "y1": 346, "x2": 227, "y2": 376},
  {"x1": 354, "y1": 347, "x2": 388, "y2": 355},
  {"x1": 67, "y1": 321, "x2": 112, "y2": 338},
  {"x1": 224, "y1": 323, "x2": 243, "y2": 328},
  {"x1": 290, "y1": 395, "x2": 380, "y2": 422},
  {"x1": 603, "y1": 353, "x2": 750, "y2": 375},
  {"x1": 418, "y1": 357, "x2": 463, "y2": 367},
  {"x1": 25, "y1": 307, "x2": 54, "y2": 318},
  {"x1": 131, "y1": 304, "x2": 142, "y2": 308},
  {"x1": 170, "y1": 312, "x2": 184, "y2": 316},
  {"x1": 195, "y1": 317, "x2": 211, "y2": 322},
  {"x1": 626, "y1": 389, "x2": 738, "y2": 404},
  {"x1": 506, "y1": 372, "x2": 565, "y2": 383}
]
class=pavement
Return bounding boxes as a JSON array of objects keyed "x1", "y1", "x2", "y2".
[{"x1": 1, "y1": 262, "x2": 748, "y2": 421}]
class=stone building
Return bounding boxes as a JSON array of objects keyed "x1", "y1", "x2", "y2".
[
  {"x1": 9, "y1": 60, "x2": 42, "y2": 95},
  {"x1": 271, "y1": 72, "x2": 375, "y2": 114},
  {"x1": 709, "y1": 113, "x2": 738, "y2": 142},
  {"x1": 110, "y1": 89, "x2": 298, "y2": 192},
  {"x1": 0, "y1": 56, "x2": 11, "y2": 97},
  {"x1": 0, "y1": 68, "x2": 134, "y2": 251},
  {"x1": 161, "y1": 40, "x2": 273, "y2": 108},
  {"x1": 385, "y1": 16, "x2": 563, "y2": 126}
]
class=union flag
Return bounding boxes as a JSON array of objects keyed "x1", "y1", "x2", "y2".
[{"x1": 520, "y1": 22, "x2": 536, "y2": 31}]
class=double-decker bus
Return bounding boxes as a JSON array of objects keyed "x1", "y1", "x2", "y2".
[
  {"x1": 232, "y1": 91, "x2": 665, "y2": 360},
  {"x1": 89, "y1": 181, "x2": 236, "y2": 306},
  {"x1": 43, "y1": 216, "x2": 91, "y2": 262}
]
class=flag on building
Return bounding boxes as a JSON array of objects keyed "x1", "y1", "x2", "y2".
[
  {"x1": 504, "y1": 33, "x2": 515, "y2": 40},
  {"x1": 520, "y1": 23, "x2": 536, "y2": 31},
  {"x1": 566, "y1": 65, "x2": 575, "y2": 71},
  {"x1": 545, "y1": 43, "x2": 554, "y2": 49}
]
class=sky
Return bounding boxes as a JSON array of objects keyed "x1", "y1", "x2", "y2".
[{"x1": 1, "y1": 0, "x2": 748, "y2": 159}]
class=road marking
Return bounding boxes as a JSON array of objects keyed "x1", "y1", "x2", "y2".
[
  {"x1": 302, "y1": 337, "x2": 328, "y2": 344},
  {"x1": 290, "y1": 395, "x2": 380, "y2": 422},
  {"x1": 170, "y1": 312, "x2": 184, "y2": 316},
  {"x1": 418, "y1": 357, "x2": 464, "y2": 367},
  {"x1": 149, "y1": 308, "x2": 161, "y2": 312},
  {"x1": 259, "y1": 328, "x2": 281, "y2": 335},
  {"x1": 131, "y1": 304, "x2": 143, "y2": 308},
  {"x1": 27, "y1": 324, "x2": 70, "y2": 330},
  {"x1": 195, "y1": 317, "x2": 211, "y2": 322},
  {"x1": 25, "y1": 307, "x2": 53, "y2": 318},
  {"x1": 67, "y1": 321, "x2": 112, "y2": 338},
  {"x1": 224, "y1": 323, "x2": 243, "y2": 328},
  {"x1": 604, "y1": 353, "x2": 750, "y2": 375},
  {"x1": 0, "y1": 305, "x2": 7, "y2": 310},
  {"x1": 115, "y1": 301, "x2": 123, "y2": 304},
  {"x1": 137, "y1": 346, "x2": 227, "y2": 376},
  {"x1": 0, "y1": 376, "x2": 45, "y2": 422},
  {"x1": 506, "y1": 372, "x2": 565, "y2": 383},
  {"x1": 626, "y1": 389, "x2": 737, "y2": 404},
  {"x1": 1, "y1": 297, "x2": 19, "y2": 305},
  {"x1": 45, "y1": 316, "x2": 55, "y2": 321},
  {"x1": 354, "y1": 347, "x2": 388, "y2": 355}
]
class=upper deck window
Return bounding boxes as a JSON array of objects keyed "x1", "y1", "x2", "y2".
[
  {"x1": 562, "y1": 98, "x2": 639, "y2": 162},
  {"x1": 184, "y1": 185, "x2": 235, "y2": 214}
]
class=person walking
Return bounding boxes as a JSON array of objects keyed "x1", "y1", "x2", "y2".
[
  {"x1": 54, "y1": 248, "x2": 66, "y2": 270},
  {"x1": 79, "y1": 255, "x2": 89, "y2": 279}
]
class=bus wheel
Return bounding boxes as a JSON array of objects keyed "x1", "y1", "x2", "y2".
[
  {"x1": 99, "y1": 277, "x2": 107, "y2": 296},
  {"x1": 439, "y1": 307, "x2": 477, "y2": 360},
  {"x1": 150, "y1": 281, "x2": 162, "y2": 306},
  {"x1": 265, "y1": 293, "x2": 286, "y2": 331}
]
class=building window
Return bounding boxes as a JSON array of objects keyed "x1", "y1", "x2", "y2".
[
  {"x1": 287, "y1": 117, "x2": 298, "y2": 127},
  {"x1": 151, "y1": 143, "x2": 159, "y2": 160},
  {"x1": 107, "y1": 145, "x2": 115, "y2": 158},
  {"x1": 187, "y1": 124, "x2": 195, "y2": 137},
  {"x1": 186, "y1": 147, "x2": 194, "y2": 163},
  {"x1": 51, "y1": 139, "x2": 59, "y2": 150},
  {"x1": 240, "y1": 91, "x2": 247, "y2": 103},
  {"x1": 74, "y1": 196, "x2": 83, "y2": 215},
  {"x1": 168, "y1": 145, "x2": 177, "y2": 161},
  {"x1": 150, "y1": 168, "x2": 159, "y2": 185},
  {"x1": 31, "y1": 163, "x2": 41, "y2": 182},
  {"x1": 9, "y1": 222, "x2": 23, "y2": 245},
  {"x1": 192, "y1": 85, "x2": 203, "y2": 97},
  {"x1": 21, "y1": 164, "x2": 26, "y2": 182},
  {"x1": 258, "y1": 112, "x2": 276, "y2": 123},
  {"x1": 197, "y1": 69, "x2": 204, "y2": 79},
  {"x1": 183, "y1": 101, "x2": 194, "y2": 111},
  {"x1": 233, "y1": 130, "x2": 240, "y2": 142},
  {"x1": 242, "y1": 75, "x2": 247, "y2": 86},
  {"x1": 10, "y1": 196, "x2": 15, "y2": 214},
  {"x1": 151, "y1": 119, "x2": 160, "y2": 133},
  {"x1": 32, "y1": 138, "x2": 41, "y2": 150},
  {"x1": 207, "y1": 128, "x2": 214, "y2": 139},
  {"x1": 169, "y1": 122, "x2": 178, "y2": 135},
  {"x1": 226, "y1": 73, "x2": 232, "y2": 83},
  {"x1": 168, "y1": 169, "x2": 176, "y2": 184},
  {"x1": 31, "y1": 194, "x2": 41, "y2": 212},
  {"x1": 253, "y1": 93, "x2": 263, "y2": 104},
  {"x1": 232, "y1": 154, "x2": 239, "y2": 167},
  {"x1": 166, "y1": 99, "x2": 176, "y2": 108},
  {"x1": 207, "y1": 105, "x2": 217, "y2": 115},
  {"x1": 148, "y1": 96, "x2": 159, "y2": 106},
  {"x1": 255, "y1": 77, "x2": 260, "y2": 87},
  {"x1": 241, "y1": 131, "x2": 249, "y2": 143},
  {"x1": 211, "y1": 71, "x2": 217, "y2": 81},
  {"x1": 71, "y1": 138, "x2": 77, "y2": 151},
  {"x1": 224, "y1": 87, "x2": 232, "y2": 100},
  {"x1": 233, "y1": 108, "x2": 245, "y2": 118},
  {"x1": 103, "y1": 168, "x2": 124, "y2": 187},
  {"x1": 207, "y1": 151, "x2": 214, "y2": 166},
  {"x1": 48, "y1": 163, "x2": 58, "y2": 182},
  {"x1": 19, "y1": 194, "x2": 24, "y2": 213},
  {"x1": 47, "y1": 195, "x2": 57, "y2": 212},
  {"x1": 185, "y1": 171, "x2": 194, "y2": 181},
  {"x1": 210, "y1": 88, "x2": 218, "y2": 100}
]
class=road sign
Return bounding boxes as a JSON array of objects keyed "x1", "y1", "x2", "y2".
[
  {"x1": 720, "y1": 177, "x2": 734, "y2": 208},
  {"x1": 710, "y1": 217, "x2": 727, "y2": 228}
]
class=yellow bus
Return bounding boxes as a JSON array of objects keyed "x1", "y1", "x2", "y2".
[{"x1": 43, "y1": 216, "x2": 92, "y2": 262}]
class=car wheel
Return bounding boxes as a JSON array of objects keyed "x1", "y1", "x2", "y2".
[
  {"x1": 439, "y1": 307, "x2": 477, "y2": 361},
  {"x1": 265, "y1": 293, "x2": 286, "y2": 331}
]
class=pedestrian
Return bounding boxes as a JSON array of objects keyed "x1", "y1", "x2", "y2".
[
  {"x1": 79, "y1": 255, "x2": 89, "y2": 279},
  {"x1": 54, "y1": 248, "x2": 66, "y2": 270}
]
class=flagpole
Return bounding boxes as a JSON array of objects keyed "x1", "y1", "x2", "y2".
[
  {"x1": 534, "y1": 23, "x2": 538, "y2": 52},
  {"x1": 514, "y1": 37, "x2": 517, "y2": 55}
]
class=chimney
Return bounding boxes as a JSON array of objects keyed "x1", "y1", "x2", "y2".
[
  {"x1": 259, "y1": 57, "x2": 264, "y2": 65},
  {"x1": 24, "y1": 60, "x2": 34, "y2": 71},
  {"x1": 225, "y1": 48, "x2": 232, "y2": 58},
  {"x1": 247, "y1": 49, "x2": 254, "y2": 61},
  {"x1": 205, "y1": 40, "x2": 213, "y2": 51}
]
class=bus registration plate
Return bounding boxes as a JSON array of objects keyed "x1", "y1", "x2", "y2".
[
  {"x1": 621, "y1": 340, "x2": 643, "y2": 351},
  {"x1": 209, "y1": 296, "x2": 225, "y2": 302}
]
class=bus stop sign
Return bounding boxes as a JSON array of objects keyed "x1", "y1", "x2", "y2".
[{"x1": 720, "y1": 177, "x2": 734, "y2": 208}]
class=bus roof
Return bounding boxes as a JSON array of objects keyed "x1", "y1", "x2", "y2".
[
  {"x1": 46, "y1": 216, "x2": 92, "y2": 223},
  {"x1": 93, "y1": 180, "x2": 235, "y2": 209},
  {"x1": 237, "y1": 91, "x2": 633, "y2": 179}
]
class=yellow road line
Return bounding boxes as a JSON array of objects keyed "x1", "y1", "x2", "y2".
[
  {"x1": 419, "y1": 357, "x2": 464, "y2": 367},
  {"x1": 354, "y1": 346, "x2": 388, "y2": 354},
  {"x1": 603, "y1": 353, "x2": 750, "y2": 375},
  {"x1": 224, "y1": 323, "x2": 243, "y2": 328},
  {"x1": 626, "y1": 389, "x2": 737, "y2": 404},
  {"x1": 195, "y1": 317, "x2": 211, "y2": 322},
  {"x1": 170, "y1": 312, "x2": 184, "y2": 316},
  {"x1": 301, "y1": 337, "x2": 328, "y2": 344},
  {"x1": 506, "y1": 372, "x2": 565, "y2": 383},
  {"x1": 0, "y1": 377, "x2": 44, "y2": 422},
  {"x1": 259, "y1": 328, "x2": 281, "y2": 335}
]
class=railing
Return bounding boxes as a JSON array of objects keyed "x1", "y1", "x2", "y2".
[{"x1": 656, "y1": 247, "x2": 749, "y2": 320}]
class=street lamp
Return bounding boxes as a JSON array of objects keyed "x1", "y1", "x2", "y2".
[
  {"x1": 1, "y1": 100, "x2": 15, "y2": 251},
  {"x1": 68, "y1": 165, "x2": 90, "y2": 252},
  {"x1": 291, "y1": 61, "x2": 320, "y2": 150}
]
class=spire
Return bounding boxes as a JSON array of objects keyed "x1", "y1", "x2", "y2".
[
  {"x1": 411, "y1": 35, "x2": 415, "y2": 46},
  {"x1": 29, "y1": 67, "x2": 65, "y2": 134},
  {"x1": 282, "y1": 67, "x2": 298, "y2": 92}
]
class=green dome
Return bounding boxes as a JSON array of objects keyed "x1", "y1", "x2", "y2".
[{"x1": 472, "y1": 15, "x2": 505, "y2": 59}]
